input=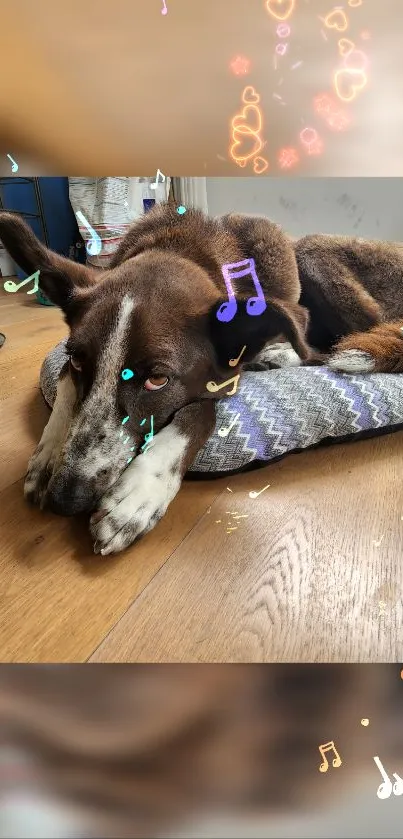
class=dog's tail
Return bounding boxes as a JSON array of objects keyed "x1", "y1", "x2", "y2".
[{"x1": 327, "y1": 321, "x2": 403, "y2": 374}]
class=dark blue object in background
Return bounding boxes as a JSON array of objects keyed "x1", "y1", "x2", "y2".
[{"x1": 0, "y1": 177, "x2": 85, "y2": 281}]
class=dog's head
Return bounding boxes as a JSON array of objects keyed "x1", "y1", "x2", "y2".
[{"x1": 0, "y1": 205, "x2": 309, "y2": 515}]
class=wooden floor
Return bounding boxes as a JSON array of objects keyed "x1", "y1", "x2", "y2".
[{"x1": 1, "y1": 290, "x2": 403, "y2": 663}]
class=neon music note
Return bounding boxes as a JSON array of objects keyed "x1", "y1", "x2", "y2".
[
  {"x1": 206, "y1": 374, "x2": 240, "y2": 397},
  {"x1": 75, "y1": 211, "x2": 102, "y2": 256},
  {"x1": 6, "y1": 153, "x2": 18, "y2": 173},
  {"x1": 373, "y1": 756, "x2": 393, "y2": 799},
  {"x1": 217, "y1": 258, "x2": 267, "y2": 323},
  {"x1": 150, "y1": 169, "x2": 166, "y2": 189},
  {"x1": 249, "y1": 484, "x2": 270, "y2": 499},
  {"x1": 393, "y1": 773, "x2": 403, "y2": 796},
  {"x1": 218, "y1": 412, "x2": 240, "y2": 437},
  {"x1": 141, "y1": 414, "x2": 154, "y2": 452},
  {"x1": 3, "y1": 269, "x2": 40, "y2": 295},
  {"x1": 229, "y1": 345, "x2": 247, "y2": 367},
  {"x1": 318, "y1": 741, "x2": 342, "y2": 773}
]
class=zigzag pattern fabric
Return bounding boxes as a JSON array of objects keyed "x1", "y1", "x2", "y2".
[{"x1": 40, "y1": 340, "x2": 403, "y2": 474}]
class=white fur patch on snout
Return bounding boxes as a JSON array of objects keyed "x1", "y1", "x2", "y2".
[
  {"x1": 90, "y1": 422, "x2": 188, "y2": 555},
  {"x1": 328, "y1": 349, "x2": 376, "y2": 373},
  {"x1": 68, "y1": 418, "x2": 132, "y2": 485}
]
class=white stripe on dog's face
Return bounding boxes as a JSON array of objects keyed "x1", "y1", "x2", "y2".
[
  {"x1": 90, "y1": 294, "x2": 135, "y2": 401},
  {"x1": 45, "y1": 296, "x2": 137, "y2": 514},
  {"x1": 68, "y1": 294, "x2": 135, "y2": 469}
]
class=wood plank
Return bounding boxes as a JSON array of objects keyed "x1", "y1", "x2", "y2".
[
  {"x1": 0, "y1": 387, "x2": 50, "y2": 491},
  {"x1": 0, "y1": 477, "x2": 224, "y2": 662},
  {"x1": 90, "y1": 434, "x2": 403, "y2": 663}
]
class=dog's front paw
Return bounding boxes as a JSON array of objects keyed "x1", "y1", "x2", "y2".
[
  {"x1": 90, "y1": 453, "x2": 182, "y2": 555},
  {"x1": 244, "y1": 342, "x2": 302, "y2": 372},
  {"x1": 24, "y1": 443, "x2": 57, "y2": 506}
]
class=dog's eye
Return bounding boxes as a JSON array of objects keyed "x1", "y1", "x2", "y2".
[
  {"x1": 144, "y1": 376, "x2": 169, "y2": 391},
  {"x1": 70, "y1": 354, "x2": 82, "y2": 372}
]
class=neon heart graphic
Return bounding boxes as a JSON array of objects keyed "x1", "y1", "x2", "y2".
[
  {"x1": 242, "y1": 86, "x2": 260, "y2": 104},
  {"x1": 230, "y1": 129, "x2": 264, "y2": 167},
  {"x1": 253, "y1": 156, "x2": 269, "y2": 174},
  {"x1": 338, "y1": 38, "x2": 355, "y2": 58},
  {"x1": 232, "y1": 104, "x2": 262, "y2": 135},
  {"x1": 265, "y1": 0, "x2": 295, "y2": 21},
  {"x1": 230, "y1": 101, "x2": 264, "y2": 167},
  {"x1": 334, "y1": 67, "x2": 367, "y2": 102},
  {"x1": 323, "y1": 9, "x2": 348, "y2": 31}
]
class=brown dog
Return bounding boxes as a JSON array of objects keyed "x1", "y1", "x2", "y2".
[
  {"x1": 0, "y1": 205, "x2": 401, "y2": 555},
  {"x1": 0, "y1": 664, "x2": 402, "y2": 838}
]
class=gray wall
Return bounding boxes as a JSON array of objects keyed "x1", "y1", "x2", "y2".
[{"x1": 206, "y1": 178, "x2": 403, "y2": 242}]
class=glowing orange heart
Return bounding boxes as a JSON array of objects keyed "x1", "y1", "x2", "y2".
[
  {"x1": 338, "y1": 38, "x2": 355, "y2": 58},
  {"x1": 230, "y1": 112, "x2": 263, "y2": 166},
  {"x1": 323, "y1": 9, "x2": 348, "y2": 31},
  {"x1": 230, "y1": 132, "x2": 263, "y2": 166},
  {"x1": 242, "y1": 86, "x2": 260, "y2": 104},
  {"x1": 334, "y1": 67, "x2": 367, "y2": 102},
  {"x1": 253, "y1": 156, "x2": 269, "y2": 174},
  {"x1": 265, "y1": 0, "x2": 295, "y2": 21},
  {"x1": 232, "y1": 104, "x2": 262, "y2": 135}
]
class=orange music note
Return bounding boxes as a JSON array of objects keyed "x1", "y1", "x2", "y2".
[
  {"x1": 206, "y1": 374, "x2": 240, "y2": 397},
  {"x1": 229, "y1": 345, "x2": 247, "y2": 367},
  {"x1": 318, "y1": 741, "x2": 342, "y2": 772}
]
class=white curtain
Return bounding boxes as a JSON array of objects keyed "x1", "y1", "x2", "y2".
[{"x1": 172, "y1": 178, "x2": 208, "y2": 214}]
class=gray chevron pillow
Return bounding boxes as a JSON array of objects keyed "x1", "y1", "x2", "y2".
[{"x1": 40, "y1": 339, "x2": 403, "y2": 474}]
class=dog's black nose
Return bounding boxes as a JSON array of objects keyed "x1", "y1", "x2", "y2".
[{"x1": 45, "y1": 473, "x2": 94, "y2": 516}]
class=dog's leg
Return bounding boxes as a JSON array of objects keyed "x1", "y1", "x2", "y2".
[
  {"x1": 328, "y1": 322, "x2": 403, "y2": 374},
  {"x1": 243, "y1": 343, "x2": 327, "y2": 371},
  {"x1": 24, "y1": 366, "x2": 76, "y2": 507},
  {"x1": 90, "y1": 401, "x2": 216, "y2": 555},
  {"x1": 295, "y1": 236, "x2": 383, "y2": 347},
  {"x1": 243, "y1": 342, "x2": 304, "y2": 371}
]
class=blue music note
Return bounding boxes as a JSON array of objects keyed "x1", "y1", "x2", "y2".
[{"x1": 217, "y1": 258, "x2": 266, "y2": 323}]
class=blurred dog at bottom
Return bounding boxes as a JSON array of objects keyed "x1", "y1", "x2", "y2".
[{"x1": 0, "y1": 665, "x2": 402, "y2": 838}]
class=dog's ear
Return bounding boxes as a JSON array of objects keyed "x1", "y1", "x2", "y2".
[
  {"x1": 0, "y1": 212, "x2": 97, "y2": 313},
  {"x1": 208, "y1": 297, "x2": 311, "y2": 368}
]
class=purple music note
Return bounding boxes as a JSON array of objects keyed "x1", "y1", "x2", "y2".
[{"x1": 217, "y1": 258, "x2": 267, "y2": 323}]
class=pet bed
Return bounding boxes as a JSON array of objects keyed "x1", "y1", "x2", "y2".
[{"x1": 40, "y1": 339, "x2": 403, "y2": 474}]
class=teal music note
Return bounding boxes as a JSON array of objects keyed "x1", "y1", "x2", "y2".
[
  {"x1": 75, "y1": 211, "x2": 102, "y2": 256},
  {"x1": 6, "y1": 154, "x2": 18, "y2": 173},
  {"x1": 141, "y1": 415, "x2": 154, "y2": 452},
  {"x1": 3, "y1": 270, "x2": 40, "y2": 295}
]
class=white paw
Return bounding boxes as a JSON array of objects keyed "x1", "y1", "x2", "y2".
[
  {"x1": 266, "y1": 343, "x2": 302, "y2": 368},
  {"x1": 243, "y1": 342, "x2": 302, "y2": 372},
  {"x1": 261, "y1": 342, "x2": 302, "y2": 369},
  {"x1": 328, "y1": 349, "x2": 375, "y2": 373},
  {"x1": 24, "y1": 443, "x2": 58, "y2": 506},
  {"x1": 90, "y1": 425, "x2": 188, "y2": 555}
]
